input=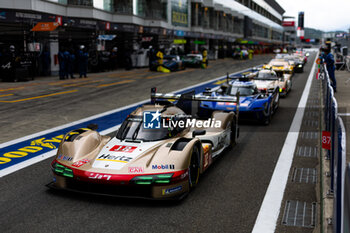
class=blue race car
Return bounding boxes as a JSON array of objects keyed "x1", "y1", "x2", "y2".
[{"x1": 199, "y1": 77, "x2": 279, "y2": 125}]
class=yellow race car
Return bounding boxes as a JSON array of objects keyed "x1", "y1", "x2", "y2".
[{"x1": 263, "y1": 59, "x2": 294, "y2": 75}]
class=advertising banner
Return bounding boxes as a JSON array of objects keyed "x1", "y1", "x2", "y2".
[{"x1": 171, "y1": 0, "x2": 188, "y2": 27}]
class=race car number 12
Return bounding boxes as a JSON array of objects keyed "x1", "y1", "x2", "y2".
[{"x1": 110, "y1": 145, "x2": 137, "y2": 153}]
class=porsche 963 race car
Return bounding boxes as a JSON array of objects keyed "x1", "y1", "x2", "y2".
[{"x1": 47, "y1": 89, "x2": 239, "y2": 200}]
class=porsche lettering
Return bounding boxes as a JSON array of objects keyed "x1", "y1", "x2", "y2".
[{"x1": 88, "y1": 173, "x2": 111, "y2": 180}]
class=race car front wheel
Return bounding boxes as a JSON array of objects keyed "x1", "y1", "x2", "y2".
[
  {"x1": 230, "y1": 120, "x2": 237, "y2": 146},
  {"x1": 272, "y1": 92, "x2": 280, "y2": 114},
  {"x1": 262, "y1": 104, "x2": 272, "y2": 125},
  {"x1": 188, "y1": 146, "x2": 200, "y2": 189}
]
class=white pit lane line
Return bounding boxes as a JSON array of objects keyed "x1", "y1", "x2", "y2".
[
  {"x1": 0, "y1": 67, "x2": 252, "y2": 178},
  {"x1": 251, "y1": 53, "x2": 318, "y2": 233},
  {"x1": 338, "y1": 113, "x2": 350, "y2": 116}
]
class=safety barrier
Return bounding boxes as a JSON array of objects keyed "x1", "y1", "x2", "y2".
[{"x1": 320, "y1": 63, "x2": 348, "y2": 233}]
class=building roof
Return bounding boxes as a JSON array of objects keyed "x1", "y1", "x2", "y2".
[
  {"x1": 214, "y1": 0, "x2": 284, "y2": 31},
  {"x1": 264, "y1": 0, "x2": 285, "y2": 15}
]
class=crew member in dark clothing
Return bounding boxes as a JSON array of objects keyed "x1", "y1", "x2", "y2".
[
  {"x1": 125, "y1": 48, "x2": 132, "y2": 70},
  {"x1": 78, "y1": 45, "x2": 88, "y2": 78},
  {"x1": 63, "y1": 49, "x2": 70, "y2": 79},
  {"x1": 323, "y1": 47, "x2": 336, "y2": 92},
  {"x1": 58, "y1": 48, "x2": 65, "y2": 80},
  {"x1": 42, "y1": 48, "x2": 51, "y2": 76},
  {"x1": 68, "y1": 49, "x2": 75, "y2": 79},
  {"x1": 110, "y1": 47, "x2": 118, "y2": 70},
  {"x1": 148, "y1": 45, "x2": 156, "y2": 70}
]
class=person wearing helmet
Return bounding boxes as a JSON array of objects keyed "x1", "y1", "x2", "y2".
[{"x1": 9, "y1": 45, "x2": 15, "y2": 53}]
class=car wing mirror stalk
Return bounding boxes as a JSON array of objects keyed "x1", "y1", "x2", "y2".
[
  {"x1": 87, "y1": 123, "x2": 98, "y2": 131},
  {"x1": 192, "y1": 130, "x2": 206, "y2": 138}
]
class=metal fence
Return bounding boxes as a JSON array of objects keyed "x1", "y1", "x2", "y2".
[{"x1": 320, "y1": 63, "x2": 348, "y2": 233}]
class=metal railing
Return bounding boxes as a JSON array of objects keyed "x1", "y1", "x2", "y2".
[{"x1": 320, "y1": 62, "x2": 348, "y2": 233}]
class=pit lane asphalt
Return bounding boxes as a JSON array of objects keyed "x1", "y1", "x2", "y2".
[{"x1": 0, "y1": 54, "x2": 316, "y2": 233}]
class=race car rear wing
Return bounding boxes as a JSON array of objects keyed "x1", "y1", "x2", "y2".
[
  {"x1": 150, "y1": 87, "x2": 240, "y2": 119},
  {"x1": 151, "y1": 87, "x2": 238, "y2": 103},
  {"x1": 226, "y1": 72, "x2": 255, "y2": 83}
]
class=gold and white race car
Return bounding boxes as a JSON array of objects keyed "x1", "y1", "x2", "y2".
[
  {"x1": 263, "y1": 59, "x2": 294, "y2": 75},
  {"x1": 253, "y1": 69, "x2": 292, "y2": 97},
  {"x1": 48, "y1": 89, "x2": 239, "y2": 200}
]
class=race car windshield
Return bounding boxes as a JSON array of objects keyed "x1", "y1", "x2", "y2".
[
  {"x1": 256, "y1": 73, "x2": 278, "y2": 80},
  {"x1": 229, "y1": 86, "x2": 256, "y2": 96},
  {"x1": 116, "y1": 117, "x2": 184, "y2": 142}
]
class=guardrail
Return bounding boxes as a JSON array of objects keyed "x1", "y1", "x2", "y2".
[{"x1": 320, "y1": 62, "x2": 348, "y2": 233}]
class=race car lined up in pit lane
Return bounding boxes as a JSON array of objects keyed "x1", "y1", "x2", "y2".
[
  {"x1": 150, "y1": 55, "x2": 186, "y2": 72},
  {"x1": 47, "y1": 89, "x2": 239, "y2": 200},
  {"x1": 263, "y1": 58, "x2": 295, "y2": 75},
  {"x1": 199, "y1": 75, "x2": 279, "y2": 125},
  {"x1": 182, "y1": 54, "x2": 203, "y2": 68},
  {"x1": 253, "y1": 69, "x2": 292, "y2": 97},
  {"x1": 275, "y1": 54, "x2": 304, "y2": 73}
]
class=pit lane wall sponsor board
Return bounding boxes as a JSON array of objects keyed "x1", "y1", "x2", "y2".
[{"x1": 0, "y1": 68, "x2": 254, "y2": 177}]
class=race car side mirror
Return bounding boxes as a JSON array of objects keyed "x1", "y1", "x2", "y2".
[
  {"x1": 87, "y1": 123, "x2": 98, "y2": 131},
  {"x1": 192, "y1": 130, "x2": 206, "y2": 138}
]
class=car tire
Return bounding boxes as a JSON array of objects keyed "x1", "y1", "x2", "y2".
[
  {"x1": 230, "y1": 119, "x2": 237, "y2": 146},
  {"x1": 262, "y1": 105, "x2": 272, "y2": 125},
  {"x1": 188, "y1": 146, "x2": 200, "y2": 189},
  {"x1": 273, "y1": 92, "x2": 280, "y2": 113}
]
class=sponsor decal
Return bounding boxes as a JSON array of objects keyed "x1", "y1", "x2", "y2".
[
  {"x1": 55, "y1": 16, "x2": 62, "y2": 26},
  {"x1": 88, "y1": 173, "x2": 111, "y2": 180},
  {"x1": 105, "y1": 22, "x2": 110, "y2": 30},
  {"x1": 162, "y1": 185, "x2": 182, "y2": 195},
  {"x1": 110, "y1": 145, "x2": 137, "y2": 153},
  {"x1": 57, "y1": 154, "x2": 73, "y2": 161},
  {"x1": 1, "y1": 62, "x2": 11, "y2": 69},
  {"x1": 128, "y1": 167, "x2": 144, "y2": 174},
  {"x1": 202, "y1": 145, "x2": 211, "y2": 170},
  {"x1": 152, "y1": 164, "x2": 175, "y2": 170},
  {"x1": 0, "y1": 134, "x2": 64, "y2": 166},
  {"x1": 143, "y1": 110, "x2": 161, "y2": 129},
  {"x1": 72, "y1": 159, "x2": 90, "y2": 167},
  {"x1": 97, "y1": 154, "x2": 132, "y2": 163}
]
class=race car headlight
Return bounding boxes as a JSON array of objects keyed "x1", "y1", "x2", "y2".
[
  {"x1": 298, "y1": 65, "x2": 302, "y2": 67},
  {"x1": 52, "y1": 161, "x2": 74, "y2": 178},
  {"x1": 131, "y1": 173, "x2": 174, "y2": 185}
]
